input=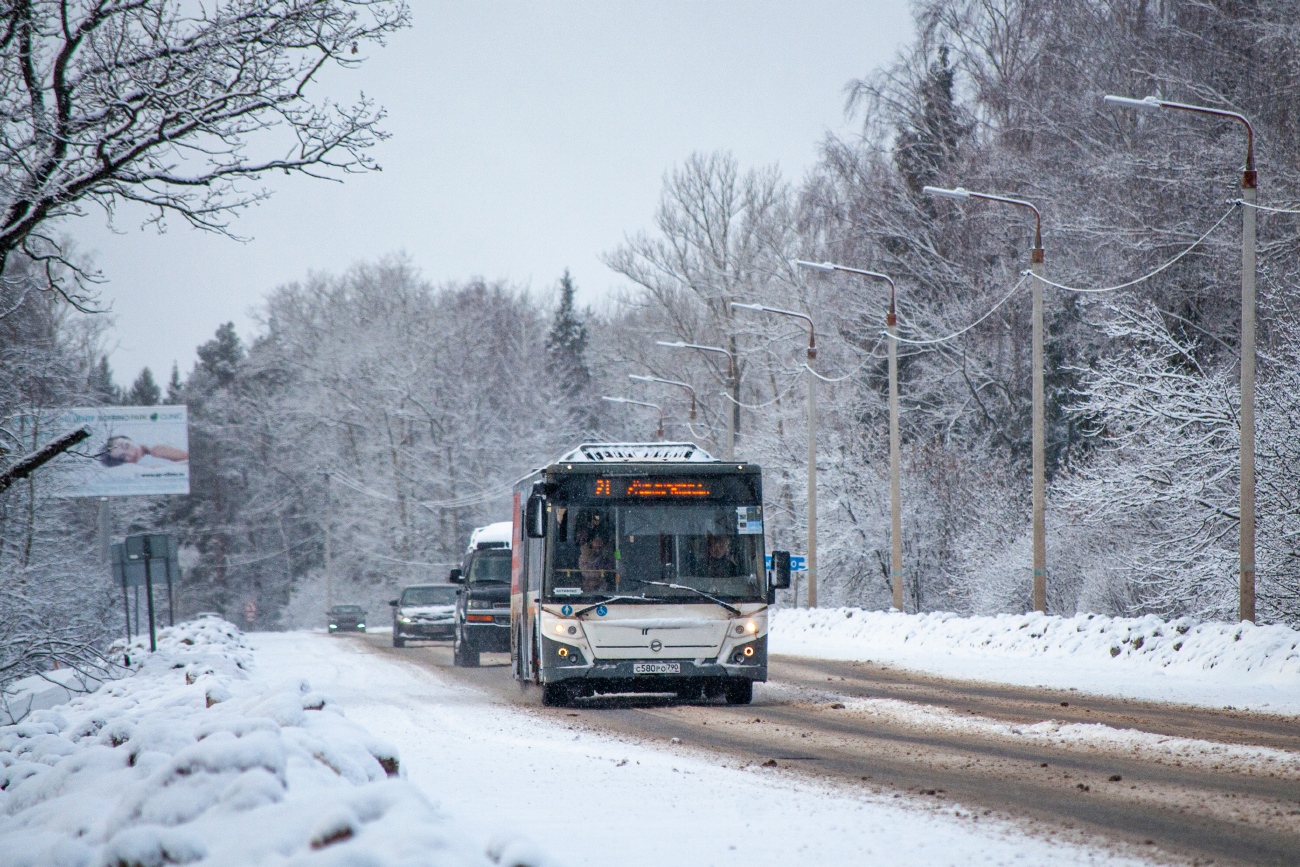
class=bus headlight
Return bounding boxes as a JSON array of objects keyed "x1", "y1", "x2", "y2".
[{"x1": 553, "y1": 621, "x2": 580, "y2": 636}]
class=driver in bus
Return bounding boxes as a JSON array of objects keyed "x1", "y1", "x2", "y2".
[{"x1": 704, "y1": 533, "x2": 742, "y2": 578}]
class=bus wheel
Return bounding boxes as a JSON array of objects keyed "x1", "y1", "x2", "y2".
[
  {"x1": 541, "y1": 682, "x2": 570, "y2": 707},
  {"x1": 724, "y1": 679, "x2": 753, "y2": 705}
]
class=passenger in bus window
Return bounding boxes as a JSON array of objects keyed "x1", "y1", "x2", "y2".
[{"x1": 578, "y1": 512, "x2": 615, "y2": 592}]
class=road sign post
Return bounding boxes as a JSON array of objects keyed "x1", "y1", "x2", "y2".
[{"x1": 123, "y1": 533, "x2": 179, "y2": 652}]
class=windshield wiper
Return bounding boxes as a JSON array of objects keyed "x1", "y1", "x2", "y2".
[
  {"x1": 571, "y1": 595, "x2": 653, "y2": 618},
  {"x1": 637, "y1": 581, "x2": 741, "y2": 615}
]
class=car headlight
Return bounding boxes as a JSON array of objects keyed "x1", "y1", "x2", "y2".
[
  {"x1": 468, "y1": 599, "x2": 494, "y2": 609},
  {"x1": 399, "y1": 616, "x2": 411, "y2": 624}
]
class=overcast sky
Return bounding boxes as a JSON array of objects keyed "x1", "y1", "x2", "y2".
[{"x1": 73, "y1": 2, "x2": 914, "y2": 386}]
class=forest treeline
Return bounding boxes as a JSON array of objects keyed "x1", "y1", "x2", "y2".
[{"x1": 4, "y1": 0, "x2": 1300, "y2": 681}]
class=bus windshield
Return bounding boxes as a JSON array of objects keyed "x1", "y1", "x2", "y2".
[{"x1": 548, "y1": 502, "x2": 764, "y2": 603}]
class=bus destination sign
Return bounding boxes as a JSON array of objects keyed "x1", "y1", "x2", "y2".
[{"x1": 593, "y1": 478, "x2": 712, "y2": 498}]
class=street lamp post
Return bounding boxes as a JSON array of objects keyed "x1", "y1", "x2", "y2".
[
  {"x1": 732, "y1": 302, "x2": 820, "y2": 608},
  {"x1": 629, "y1": 374, "x2": 697, "y2": 420},
  {"x1": 794, "y1": 260, "x2": 904, "y2": 611},
  {"x1": 656, "y1": 341, "x2": 737, "y2": 459},
  {"x1": 601, "y1": 396, "x2": 665, "y2": 440},
  {"x1": 1103, "y1": 94, "x2": 1258, "y2": 623},
  {"x1": 923, "y1": 185, "x2": 1048, "y2": 613}
]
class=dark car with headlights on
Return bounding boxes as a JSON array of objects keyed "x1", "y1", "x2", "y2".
[
  {"x1": 389, "y1": 584, "x2": 459, "y2": 647},
  {"x1": 327, "y1": 605, "x2": 366, "y2": 634},
  {"x1": 451, "y1": 544, "x2": 513, "y2": 667}
]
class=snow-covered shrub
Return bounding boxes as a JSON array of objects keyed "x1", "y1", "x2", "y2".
[{"x1": 0, "y1": 617, "x2": 490, "y2": 866}]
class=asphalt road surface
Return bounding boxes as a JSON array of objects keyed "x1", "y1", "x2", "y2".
[{"x1": 358, "y1": 633, "x2": 1300, "y2": 866}]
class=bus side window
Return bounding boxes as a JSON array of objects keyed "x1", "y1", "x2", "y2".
[{"x1": 528, "y1": 536, "x2": 544, "y2": 592}]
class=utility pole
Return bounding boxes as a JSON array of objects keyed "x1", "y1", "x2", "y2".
[
  {"x1": 321, "y1": 471, "x2": 333, "y2": 612},
  {"x1": 794, "y1": 260, "x2": 905, "y2": 610},
  {"x1": 732, "y1": 302, "x2": 819, "y2": 607},
  {"x1": 925, "y1": 186, "x2": 1047, "y2": 612},
  {"x1": 1104, "y1": 94, "x2": 1258, "y2": 622}
]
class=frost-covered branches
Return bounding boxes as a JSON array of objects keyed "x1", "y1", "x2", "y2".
[
  {"x1": 0, "y1": 0, "x2": 410, "y2": 302},
  {"x1": 1054, "y1": 305, "x2": 1239, "y2": 619}
]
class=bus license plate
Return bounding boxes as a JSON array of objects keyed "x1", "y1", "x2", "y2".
[{"x1": 633, "y1": 662, "x2": 680, "y2": 675}]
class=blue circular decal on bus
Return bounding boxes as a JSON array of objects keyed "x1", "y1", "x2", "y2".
[
  {"x1": 560, "y1": 605, "x2": 573, "y2": 616},
  {"x1": 596, "y1": 605, "x2": 608, "y2": 617}
]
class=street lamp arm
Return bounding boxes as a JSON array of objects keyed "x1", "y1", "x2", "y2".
[
  {"x1": 655, "y1": 339, "x2": 733, "y2": 361},
  {"x1": 629, "y1": 374, "x2": 698, "y2": 420},
  {"x1": 601, "y1": 396, "x2": 660, "y2": 412},
  {"x1": 602, "y1": 396, "x2": 665, "y2": 439},
  {"x1": 1104, "y1": 93, "x2": 1255, "y2": 181},
  {"x1": 794, "y1": 259, "x2": 896, "y2": 318},
  {"x1": 629, "y1": 374, "x2": 694, "y2": 394},
  {"x1": 731, "y1": 302, "x2": 817, "y2": 358},
  {"x1": 923, "y1": 186, "x2": 1042, "y2": 252}
]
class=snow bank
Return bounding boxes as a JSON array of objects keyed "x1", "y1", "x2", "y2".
[
  {"x1": 1, "y1": 668, "x2": 111, "y2": 726},
  {"x1": 772, "y1": 608, "x2": 1300, "y2": 712},
  {"x1": 0, "y1": 617, "x2": 494, "y2": 867}
]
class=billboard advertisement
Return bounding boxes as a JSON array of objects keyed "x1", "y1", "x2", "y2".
[{"x1": 42, "y1": 406, "x2": 190, "y2": 497}]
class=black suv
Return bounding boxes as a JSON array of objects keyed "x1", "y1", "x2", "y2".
[
  {"x1": 451, "y1": 543, "x2": 512, "y2": 666},
  {"x1": 327, "y1": 604, "x2": 366, "y2": 634},
  {"x1": 389, "y1": 584, "x2": 459, "y2": 647}
]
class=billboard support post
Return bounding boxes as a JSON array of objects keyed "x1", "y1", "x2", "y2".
[{"x1": 143, "y1": 537, "x2": 157, "y2": 652}]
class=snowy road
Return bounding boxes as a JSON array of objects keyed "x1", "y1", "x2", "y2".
[
  {"x1": 247, "y1": 631, "x2": 1166, "y2": 867},
  {"x1": 341, "y1": 631, "x2": 1300, "y2": 867}
]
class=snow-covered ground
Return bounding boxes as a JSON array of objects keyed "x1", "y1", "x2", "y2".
[
  {"x1": 0, "y1": 619, "x2": 487, "y2": 867},
  {"x1": 770, "y1": 609, "x2": 1300, "y2": 714},
  {"x1": 252, "y1": 631, "x2": 1152, "y2": 867}
]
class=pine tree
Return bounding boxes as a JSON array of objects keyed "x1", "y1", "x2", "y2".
[
  {"x1": 166, "y1": 363, "x2": 184, "y2": 404},
  {"x1": 195, "y1": 323, "x2": 245, "y2": 389},
  {"x1": 546, "y1": 270, "x2": 591, "y2": 397},
  {"x1": 894, "y1": 45, "x2": 966, "y2": 198},
  {"x1": 127, "y1": 367, "x2": 161, "y2": 406},
  {"x1": 87, "y1": 356, "x2": 119, "y2": 404},
  {"x1": 545, "y1": 270, "x2": 593, "y2": 433}
]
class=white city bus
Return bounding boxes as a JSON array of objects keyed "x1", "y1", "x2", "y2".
[{"x1": 509, "y1": 443, "x2": 791, "y2": 707}]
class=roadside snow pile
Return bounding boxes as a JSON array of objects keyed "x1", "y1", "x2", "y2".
[
  {"x1": 0, "y1": 618, "x2": 491, "y2": 867},
  {"x1": 1, "y1": 668, "x2": 113, "y2": 726},
  {"x1": 771, "y1": 608, "x2": 1300, "y2": 712}
]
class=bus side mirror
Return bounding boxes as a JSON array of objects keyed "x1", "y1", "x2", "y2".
[
  {"x1": 448, "y1": 568, "x2": 464, "y2": 583},
  {"x1": 771, "y1": 551, "x2": 791, "y2": 589},
  {"x1": 526, "y1": 494, "x2": 547, "y2": 538}
]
